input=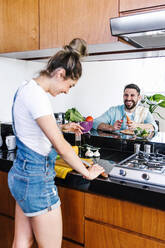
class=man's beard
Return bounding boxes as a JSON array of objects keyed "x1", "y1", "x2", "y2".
[{"x1": 124, "y1": 100, "x2": 137, "y2": 110}]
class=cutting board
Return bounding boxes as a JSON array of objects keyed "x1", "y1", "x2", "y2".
[{"x1": 120, "y1": 129, "x2": 134, "y2": 135}]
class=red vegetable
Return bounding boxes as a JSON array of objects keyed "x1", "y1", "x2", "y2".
[{"x1": 86, "y1": 116, "x2": 94, "y2": 122}]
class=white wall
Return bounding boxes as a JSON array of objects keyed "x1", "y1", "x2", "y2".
[
  {"x1": 0, "y1": 57, "x2": 45, "y2": 122},
  {"x1": 0, "y1": 56, "x2": 165, "y2": 131}
]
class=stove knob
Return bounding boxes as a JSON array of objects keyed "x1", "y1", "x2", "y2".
[
  {"x1": 119, "y1": 169, "x2": 126, "y2": 176},
  {"x1": 142, "y1": 173, "x2": 150, "y2": 180}
]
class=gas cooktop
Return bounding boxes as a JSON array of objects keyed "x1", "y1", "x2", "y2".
[{"x1": 109, "y1": 151, "x2": 165, "y2": 193}]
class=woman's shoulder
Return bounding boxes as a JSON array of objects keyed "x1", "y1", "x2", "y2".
[{"x1": 20, "y1": 79, "x2": 46, "y2": 98}]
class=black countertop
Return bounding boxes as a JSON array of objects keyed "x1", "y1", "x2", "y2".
[{"x1": 1, "y1": 148, "x2": 165, "y2": 211}]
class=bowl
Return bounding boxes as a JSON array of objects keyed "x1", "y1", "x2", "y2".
[{"x1": 80, "y1": 121, "x2": 93, "y2": 133}]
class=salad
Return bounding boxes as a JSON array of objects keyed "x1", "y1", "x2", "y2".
[{"x1": 134, "y1": 127, "x2": 150, "y2": 138}]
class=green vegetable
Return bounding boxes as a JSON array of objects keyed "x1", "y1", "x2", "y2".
[
  {"x1": 134, "y1": 128, "x2": 149, "y2": 137},
  {"x1": 65, "y1": 108, "x2": 85, "y2": 122},
  {"x1": 56, "y1": 154, "x2": 60, "y2": 160}
]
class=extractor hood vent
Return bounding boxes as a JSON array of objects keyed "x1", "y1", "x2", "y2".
[{"x1": 110, "y1": 9, "x2": 165, "y2": 48}]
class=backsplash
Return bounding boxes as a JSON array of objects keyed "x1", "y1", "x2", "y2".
[{"x1": 0, "y1": 57, "x2": 165, "y2": 131}]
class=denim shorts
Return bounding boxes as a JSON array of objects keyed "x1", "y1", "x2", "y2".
[{"x1": 8, "y1": 157, "x2": 61, "y2": 217}]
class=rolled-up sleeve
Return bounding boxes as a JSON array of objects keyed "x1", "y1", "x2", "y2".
[
  {"x1": 144, "y1": 111, "x2": 158, "y2": 132},
  {"x1": 93, "y1": 107, "x2": 115, "y2": 130}
]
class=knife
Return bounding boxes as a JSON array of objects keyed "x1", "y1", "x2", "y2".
[
  {"x1": 80, "y1": 158, "x2": 92, "y2": 167},
  {"x1": 80, "y1": 158, "x2": 108, "y2": 178}
]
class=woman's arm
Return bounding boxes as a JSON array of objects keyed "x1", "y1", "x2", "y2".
[{"x1": 36, "y1": 115, "x2": 104, "y2": 180}]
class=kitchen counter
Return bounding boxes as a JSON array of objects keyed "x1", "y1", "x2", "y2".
[{"x1": 1, "y1": 148, "x2": 165, "y2": 211}]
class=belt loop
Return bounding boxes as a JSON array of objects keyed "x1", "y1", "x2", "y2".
[
  {"x1": 45, "y1": 156, "x2": 48, "y2": 172},
  {"x1": 23, "y1": 160, "x2": 27, "y2": 170}
]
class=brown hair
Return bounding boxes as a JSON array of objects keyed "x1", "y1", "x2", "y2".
[
  {"x1": 69, "y1": 38, "x2": 87, "y2": 57},
  {"x1": 40, "y1": 38, "x2": 87, "y2": 80}
]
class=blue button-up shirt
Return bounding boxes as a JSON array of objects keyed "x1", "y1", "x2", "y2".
[{"x1": 93, "y1": 104, "x2": 158, "y2": 132}]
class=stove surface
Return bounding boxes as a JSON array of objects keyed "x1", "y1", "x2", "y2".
[
  {"x1": 109, "y1": 151, "x2": 165, "y2": 193},
  {"x1": 120, "y1": 152, "x2": 165, "y2": 173}
]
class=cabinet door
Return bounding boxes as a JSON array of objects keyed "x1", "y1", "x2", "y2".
[
  {"x1": 120, "y1": 0, "x2": 165, "y2": 13},
  {"x1": 0, "y1": 0, "x2": 39, "y2": 53},
  {"x1": 58, "y1": 186, "x2": 84, "y2": 244},
  {"x1": 62, "y1": 239, "x2": 83, "y2": 248},
  {"x1": 40, "y1": 0, "x2": 118, "y2": 49},
  {"x1": 0, "y1": 215, "x2": 14, "y2": 248},
  {"x1": 85, "y1": 220, "x2": 165, "y2": 248},
  {"x1": 85, "y1": 193, "x2": 165, "y2": 241},
  {"x1": 0, "y1": 171, "x2": 15, "y2": 217}
]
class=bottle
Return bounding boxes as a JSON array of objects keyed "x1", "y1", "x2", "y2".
[
  {"x1": 144, "y1": 144, "x2": 151, "y2": 154},
  {"x1": 93, "y1": 149, "x2": 100, "y2": 157},
  {"x1": 85, "y1": 147, "x2": 93, "y2": 157},
  {"x1": 75, "y1": 134, "x2": 81, "y2": 156},
  {"x1": 134, "y1": 143, "x2": 141, "y2": 153}
]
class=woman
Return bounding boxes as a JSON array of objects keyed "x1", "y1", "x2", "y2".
[{"x1": 8, "y1": 38, "x2": 104, "y2": 248}]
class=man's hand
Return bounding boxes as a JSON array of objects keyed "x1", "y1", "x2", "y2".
[
  {"x1": 127, "y1": 121, "x2": 155, "y2": 132},
  {"x1": 113, "y1": 120, "x2": 123, "y2": 130},
  {"x1": 127, "y1": 120, "x2": 137, "y2": 130}
]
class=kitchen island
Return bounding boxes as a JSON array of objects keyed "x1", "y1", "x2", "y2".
[{"x1": 1, "y1": 147, "x2": 165, "y2": 248}]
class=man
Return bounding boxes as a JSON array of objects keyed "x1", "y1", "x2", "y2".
[{"x1": 93, "y1": 84, "x2": 158, "y2": 132}]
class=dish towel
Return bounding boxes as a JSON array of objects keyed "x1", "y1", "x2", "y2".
[
  {"x1": 54, "y1": 157, "x2": 93, "y2": 179},
  {"x1": 55, "y1": 158, "x2": 73, "y2": 179},
  {"x1": 55, "y1": 165, "x2": 73, "y2": 179}
]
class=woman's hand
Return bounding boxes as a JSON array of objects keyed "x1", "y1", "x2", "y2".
[
  {"x1": 84, "y1": 164, "x2": 105, "y2": 180},
  {"x1": 61, "y1": 122, "x2": 84, "y2": 135}
]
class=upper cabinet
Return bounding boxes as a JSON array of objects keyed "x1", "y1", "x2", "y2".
[
  {"x1": 3, "y1": 0, "x2": 165, "y2": 53},
  {"x1": 120, "y1": 0, "x2": 165, "y2": 13},
  {"x1": 0, "y1": 0, "x2": 39, "y2": 53},
  {"x1": 39, "y1": 0, "x2": 118, "y2": 49}
]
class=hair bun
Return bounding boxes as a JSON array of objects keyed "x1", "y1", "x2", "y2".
[
  {"x1": 63, "y1": 45, "x2": 75, "y2": 53},
  {"x1": 64, "y1": 38, "x2": 87, "y2": 57}
]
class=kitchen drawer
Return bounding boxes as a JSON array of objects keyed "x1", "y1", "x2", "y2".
[
  {"x1": 85, "y1": 193, "x2": 165, "y2": 241},
  {"x1": 62, "y1": 239, "x2": 83, "y2": 248},
  {"x1": 58, "y1": 186, "x2": 85, "y2": 244},
  {"x1": 85, "y1": 219, "x2": 165, "y2": 248},
  {"x1": 0, "y1": 215, "x2": 14, "y2": 248}
]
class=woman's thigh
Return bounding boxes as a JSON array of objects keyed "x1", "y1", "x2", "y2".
[
  {"x1": 31, "y1": 206, "x2": 62, "y2": 248},
  {"x1": 13, "y1": 202, "x2": 34, "y2": 248}
]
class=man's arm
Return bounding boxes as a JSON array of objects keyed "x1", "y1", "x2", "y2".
[
  {"x1": 93, "y1": 106, "x2": 123, "y2": 131},
  {"x1": 127, "y1": 110, "x2": 158, "y2": 132},
  {"x1": 127, "y1": 122, "x2": 154, "y2": 131},
  {"x1": 97, "y1": 121, "x2": 123, "y2": 131}
]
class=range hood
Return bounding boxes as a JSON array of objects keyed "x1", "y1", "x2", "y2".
[
  {"x1": 0, "y1": 42, "x2": 135, "y2": 62},
  {"x1": 110, "y1": 9, "x2": 165, "y2": 48},
  {"x1": 2, "y1": 8, "x2": 165, "y2": 62}
]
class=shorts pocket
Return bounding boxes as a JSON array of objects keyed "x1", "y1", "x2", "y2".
[{"x1": 11, "y1": 175, "x2": 29, "y2": 202}]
